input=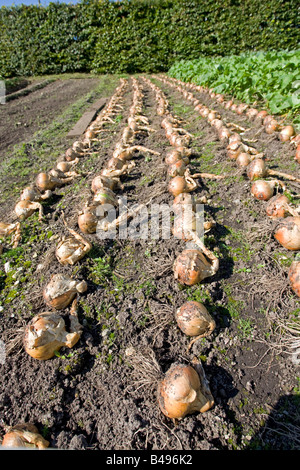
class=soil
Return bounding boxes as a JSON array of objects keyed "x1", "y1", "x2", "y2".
[{"x1": 0, "y1": 74, "x2": 299, "y2": 452}]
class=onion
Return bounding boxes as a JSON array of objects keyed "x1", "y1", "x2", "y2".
[
  {"x1": 168, "y1": 175, "x2": 197, "y2": 197},
  {"x1": 246, "y1": 158, "x2": 268, "y2": 180},
  {"x1": 250, "y1": 180, "x2": 277, "y2": 200},
  {"x1": 78, "y1": 206, "x2": 99, "y2": 234},
  {"x1": 1, "y1": 423, "x2": 49, "y2": 449},
  {"x1": 173, "y1": 249, "x2": 218, "y2": 285},
  {"x1": 20, "y1": 185, "x2": 52, "y2": 202},
  {"x1": 296, "y1": 144, "x2": 300, "y2": 164},
  {"x1": 65, "y1": 147, "x2": 80, "y2": 162},
  {"x1": 172, "y1": 193, "x2": 196, "y2": 215},
  {"x1": 288, "y1": 260, "x2": 300, "y2": 297},
  {"x1": 93, "y1": 188, "x2": 118, "y2": 207},
  {"x1": 175, "y1": 301, "x2": 216, "y2": 339},
  {"x1": 36, "y1": 172, "x2": 58, "y2": 192},
  {"x1": 210, "y1": 118, "x2": 223, "y2": 130},
  {"x1": 224, "y1": 100, "x2": 233, "y2": 110},
  {"x1": 24, "y1": 307, "x2": 82, "y2": 360},
  {"x1": 157, "y1": 362, "x2": 214, "y2": 420},
  {"x1": 43, "y1": 274, "x2": 87, "y2": 310},
  {"x1": 15, "y1": 200, "x2": 43, "y2": 221},
  {"x1": 217, "y1": 126, "x2": 231, "y2": 141},
  {"x1": 236, "y1": 152, "x2": 252, "y2": 168},
  {"x1": 255, "y1": 110, "x2": 269, "y2": 121},
  {"x1": 165, "y1": 150, "x2": 189, "y2": 166},
  {"x1": 167, "y1": 159, "x2": 187, "y2": 177},
  {"x1": 265, "y1": 194, "x2": 291, "y2": 218},
  {"x1": 56, "y1": 223, "x2": 92, "y2": 265},
  {"x1": 279, "y1": 125, "x2": 295, "y2": 142},
  {"x1": 246, "y1": 108, "x2": 259, "y2": 120},
  {"x1": 265, "y1": 119, "x2": 279, "y2": 134},
  {"x1": 91, "y1": 175, "x2": 117, "y2": 193},
  {"x1": 56, "y1": 160, "x2": 78, "y2": 173},
  {"x1": 274, "y1": 216, "x2": 300, "y2": 250},
  {"x1": 228, "y1": 133, "x2": 242, "y2": 144},
  {"x1": 227, "y1": 142, "x2": 242, "y2": 160}
]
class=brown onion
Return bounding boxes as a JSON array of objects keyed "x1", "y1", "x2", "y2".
[
  {"x1": 157, "y1": 362, "x2": 214, "y2": 420},
  {"x1": 279, "y1": 125, "x2": 295, "y2": 142},
  {"x1": 227, "y1": 142, "x2": 242, "y2": 160},
  {"x1": 251, "y1": 180, "x2": 276, "y2": 201},
  {"x1": 168, "y1": 175, "x2": 196, "y2": 197},
  {"x1": 56, "y1": 225, "x2": 92, "y2": 265},
  {"x1": 265, "y1": 119, "x2": 279, "y2": 134},
  {"x1": 288, "y1": 260, "x2": 300, "y2": 297},
  {"x1": 36, "y1": 172, "x2": 58, "y2": 192},
  {"x1": 274, "y1": 216, "x2": 300, "y2": 250},
  {"x1": 175, "y1": 301, "x2": 216, "y2": 338},
  {"x1": 78, "y1": 206, "x2": 99, "y2": 234},
  {"x1": 167, "y1": 159, "x2": 187, "y2": 177},
  {"x1": 246, "y1": 108, "x2": 259, "y2": 120},
  {"x1": 246, "y1": 158, "x2": 268, "y2": 180},
  {"x1": 174, "y1": 249, "x2": 218, "y2": 285},
  {"x1": 255, "y1": 110, "x2": 269, "y2": 121},
  {"x1": 217, "y1": 126, "x2": 231, "y2": 141},
  {"x1": 165, "y1": 150, "x2": 189, "y2": 166},
  {"x1": 266, "y1": 194, "x2": 291, "y2": 219},
  {"x1": 236, "y1": 152, "x2": 252, "y2": 168},
  {"x1": 1, "y1": 423, "x2": 49, "y2": 449},
  {"x1": 24, "y1": 308, "x2": 82, "y2": 360},
  {"x1": 43, "y1": 274, "x2": 87, "y2": 310}
]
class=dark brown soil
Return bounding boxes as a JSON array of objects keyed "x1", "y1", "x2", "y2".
[
  {"x1": 0, "y1": 78, "x2": 100, "y2": 157},
  {"x1": 0, "y1": 75, "x2": 299, "y2": 452}
]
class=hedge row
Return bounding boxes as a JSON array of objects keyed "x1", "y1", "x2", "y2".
[{"x1": 0, "y1": 0, "x2": 299, "y2": 78}]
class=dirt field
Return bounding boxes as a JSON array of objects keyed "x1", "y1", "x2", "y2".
[{"x1": 0, "y1": 75, "x2": 299, "y2": 451}]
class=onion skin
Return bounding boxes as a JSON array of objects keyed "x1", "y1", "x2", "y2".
[
  {"x1": 246, "y1": 158, "x2": 267, "y2": 180},
  {"x1": 168, "y1": 176, "x2": 189, "y2": 197},
  {"x1": 251, "y1": 180, "x2": 275, "y2": 201},
  {"x1": 1, "y1": 423, "x2": 49, "y2": 449},
  {"x1": 266, "y1": 194, "x2": 290, "y2": 219},
  {"x1": 78, "y1": 206, "x2": 99, "y2": 234},
  {"x1": 157, "y1": 363, "x2": 214, "y2": 420},
  {"x1": 167, "y1": 159, "x2": 187, "y2": 177},
  {"x1": 279, "y1": 125, "x2": 295, "y2": 142},
  {"x1": 236, "y1": 152, "x2": 251, "y2": 168},
  {"x1": 175, "y1": 301, "x2": 216, "y2": 337},
  {"x1": 24, "y1": 310, "x2": 82, "y2": 360},
  {"x1": 174, "y1": 249, "x2": 216, "y2": 285},
  {"x1": 43, "y1": 274, "x2": 87, "y2": 310},
  {"x1": 288, "y1": 261, "x2": 300, "y2": 297},
  {"x1": 274, "y1": 216, "x2": 300, "y2": 250}
]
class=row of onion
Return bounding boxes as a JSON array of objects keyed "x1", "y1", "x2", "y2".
[
  {"x1": 157, "y1": 75, "x2": 300, "y2": 309},
  {"x1": 2, "y1": 78, "x2": 134, "y2": 448},
  {"x1": 138, "y1": 75, "x2": 218, "y2": 420},
  {"x1": 163, "y1": 74, "x2": 300, "y2": 165}
]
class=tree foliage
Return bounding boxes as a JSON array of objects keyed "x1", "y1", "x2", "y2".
[{"x1": 0, "y1": 0, "x2": 299, "y2": 77}]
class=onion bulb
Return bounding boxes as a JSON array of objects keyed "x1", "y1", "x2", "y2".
[
  {"x1": 279, "y1": 125, "x2": 295, "y2": 142},
  {"x1": 78, "y1": 206, "x2": 99, "y2": 234},
  {"x1": 56, "y1": 223, "x2": 92, "y2": 265},
  {"x1": 246, "y1": 158, "x2": 268, "y2": 180},
  {"x1": 157, "y1": 361, "x2": 214, "y2": 420},
  {"x1": 274, "y1": 216, "x2": 300, "y2": 250},
  {"x1": 236, "y1": 152, "x2": 252, "y2": 168},
  {"x1": 265, "y1": 119, "x2": 279, "y2": 134},
  {"x1": 288, "y1": 260, "x2": 300, "y2": 297},
  {"x1": 175, "y1": 301, "x2": 216, "y2": 348},
  {"x1": 167, "y1": 159, "x2": 187, "y2": 177},
  {"x1": 173, "y1": 249, "x2": 218, "y2": 285},
  {"x1": 1, "y1": 423, "x2": 49, "y2": 449},
  {"x1": 43, "y1": 274, "x2": 87, "y2": 310},
  {"x1": 24, "y1": 306, "x2": 82, "y2": 360},
  {"x1": 250, "y1": 180, "x2": 277, "y2": 201},
  {"x1": 266, "y1": 194, "x2": 292, "y2": 219},
  {"x1": 20, "y1": 185, "x2": 52, "y2": 202},
  {"x1": 168, "y1": 175, "x2": 197, "y2": 197},
  {"x1": 165, "y1": 150, "x2": 189, "y2": 166}
]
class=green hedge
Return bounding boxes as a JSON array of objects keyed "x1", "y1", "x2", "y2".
[{"x1": 0, "y1": 0, "x2": 299, "y2": 78}]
